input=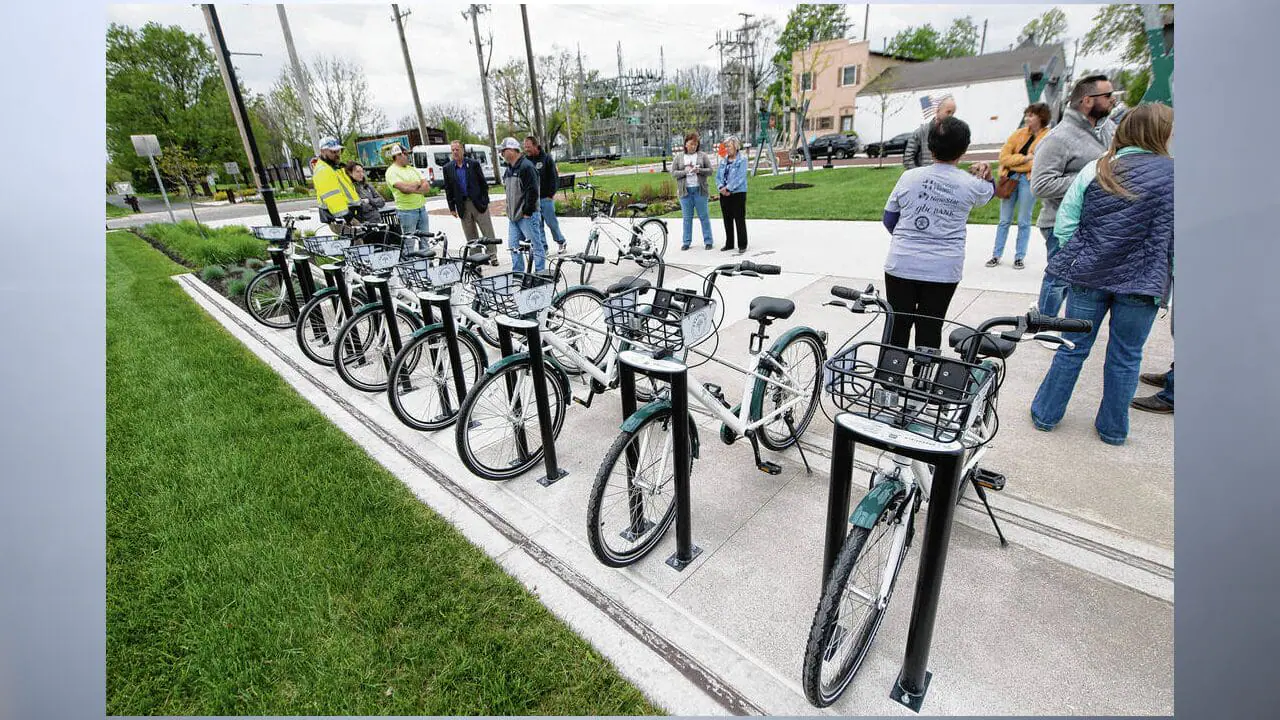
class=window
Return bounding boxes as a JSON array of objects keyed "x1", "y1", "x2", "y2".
[
  {"x1": 799, "y1": 72, "x2": 813, "y2": 92},
  {"x1": 803, "y1": 118, "x2": 814, "y2": 131},
  {"x1": 818, "y1": 116, "x2": 834, "y2": 131},
  {"x1": 840, "y1": 115, "x2": 854, "y2": 132},
  {"x1": 840, "y1": 65, "x2": 860, "y2": 87}
]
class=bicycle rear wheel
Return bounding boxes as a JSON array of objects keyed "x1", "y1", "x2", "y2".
[
  {"x1": 245, "y1": 266, "x2": 301, "y2": 329},
  {"x1": 546, "y1": 287, "x2": 609, "y2": 375},
  {"x1": 753, "y1": 330, "x2": 826, "y2": 451},
  {"x1": 454, "y1": 358, "x2": 567, "y2": 481},
  {"x1": 801, "y1": 485, "x2": 914, "y2": 707},
  {"x1": 633, "y1": 218, "x2": 668, "y2": 263},
  {"x1": 580, "y1": 234, "x2": 601, "y2": 285}
]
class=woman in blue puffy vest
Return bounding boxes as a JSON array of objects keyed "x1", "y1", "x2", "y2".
[{"x1": 1030, "y1": 103, "x2": 1174, "y2": 446}]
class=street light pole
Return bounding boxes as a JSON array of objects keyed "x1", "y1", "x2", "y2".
[{"x1": 202, "y1": 4, "x2": 281, "y2": 226}]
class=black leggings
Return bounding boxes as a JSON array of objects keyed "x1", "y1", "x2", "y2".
[
  {"x1": 882, "y1": 272, "x2": 959, "y2": 350},
  {"x1": 720, "y1": 192, "x2": 747, "y2": 249}
]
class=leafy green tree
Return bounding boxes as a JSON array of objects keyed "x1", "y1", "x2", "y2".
[
  {"x1": 886, "y1": 17, "x2": 980, "y2": 60},
  {"x1": 106, "y1": 22, "x2": 242, "y2": 187},
  {"x1": 941, "y1": 16, "x2": 980, "y2": 57},
  {"x1": 1019, "y1": 7, "x2": 1069, "y2": 46},
  {"x1": 1081, "y1": 4, "x2": 1174, "y2": 68}
]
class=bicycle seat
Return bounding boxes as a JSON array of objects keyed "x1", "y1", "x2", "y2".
[
  {"x1": 402, "y1": 249, "x2": 436, "y2": 260},
  {"x1": 749, "y1": 296, "x2": 795, "y2": 323},
  {"x1": 607, "y1": 276, "x2": 652, "y2": 295},
  {"x1": 948, "y1": 327, "x2": 1017, "y2": 359},
  {"x1": 465, "y1": 251, "x2": 491, "y2": 265},
  {"x1": 626, "y1": 202, "x2": 648, "y2": 212}
]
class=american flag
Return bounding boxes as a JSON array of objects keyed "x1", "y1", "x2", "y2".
[{"x1": 920, "y1": 94, "x2": 953, "y2": 120}]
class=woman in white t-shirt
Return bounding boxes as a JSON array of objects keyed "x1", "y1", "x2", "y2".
[
  {"x1": 881, "y1": 116, "x2": 996, "y2": 350},
  {"x1": 673, "y1": 132, "x2": 714, "y2": 250}
]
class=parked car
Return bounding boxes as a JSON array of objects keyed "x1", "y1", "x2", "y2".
[
  {"x1": 864, "y1": 132, "x2": 913, "y2": 158},
  {"x1": 792, "y1": 133, "x2": 862, "y2": 160}
]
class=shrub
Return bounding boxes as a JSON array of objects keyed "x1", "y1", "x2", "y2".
[
  {"x1": 200, "y1": 265, "x2": 228, "y2": 282},
  {"x1": 213, "y1": 190, "x2": 228, "y2": 202},
  {"x1": 225, "y1": 277, "x2": 248, "y2": 299},
  {"x1": 374, "y1": 182, "x2": 394, "y2": 201},
  {"x1": 141, "y1": 221, "x2": 266, "y2": 268},
  {"x1": 245, "y1": 258, "x2": 266, "y2": 270}
]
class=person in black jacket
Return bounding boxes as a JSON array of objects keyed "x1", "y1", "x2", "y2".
[
  {"x1": 499, "y1": 137, "x2": 545, "y2": 272},
  {"x1": 442, "y1": 140, "x2": 498, "y2": 265},
  {"x1": 524, "y1": 136, "x2": 567, "y2": 253}
]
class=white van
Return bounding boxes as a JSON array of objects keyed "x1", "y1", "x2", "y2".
[{"x1": 411, "y1": 143, "x2": 500, "y2": 188}]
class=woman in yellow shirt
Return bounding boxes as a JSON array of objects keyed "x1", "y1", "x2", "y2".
[{"x1": 986, "y1": 103, "x2": 1050, "y2": 269}]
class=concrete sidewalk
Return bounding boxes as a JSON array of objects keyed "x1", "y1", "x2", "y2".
[{"x1": 166, "y1": 211, "x2": 1173, "y2": 715}]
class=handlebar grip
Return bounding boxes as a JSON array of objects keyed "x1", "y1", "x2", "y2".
[
  {"x1": 831, "y1": 285, "x2": 862, "y2": 301},
  {"x1": 740, "y1": 261, "x2": 780, "y2": 275},
  {"x1": 1035, "y1": 316, "x2": 1093, "y2": 334},
  {"x1": 476, "y1": 238, "x2": 503, "y2": 245},
  {"x1": 583, "y1": 255, "x2": 606, "y2": 265}
]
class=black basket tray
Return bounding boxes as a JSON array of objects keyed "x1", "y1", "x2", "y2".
[
  {"x1": 824, "y1": 341, "x2": 998, "y2": 446},
  {"x1": 471, "y1": 272, "x2": 556, "y2": 317},
  {"x1": 603, "y1": 286, "x2": 716, "y2": 354}
]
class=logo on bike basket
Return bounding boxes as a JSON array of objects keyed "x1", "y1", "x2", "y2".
[
  {"x1": 369, "y1": 251, "x2": 399, "y2": 270},
  {"x1": 681, "y1": 303, "x2": 715, "y2": 347},
  {"x1": 427, "y1": 262, "x2": 462, "y2": 286},
  {"x1": 515, "y1": 286, "x2": 553, "y2": 315}
]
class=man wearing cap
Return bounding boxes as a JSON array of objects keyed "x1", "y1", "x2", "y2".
[
  {"x1": 312, "y1": 137, "x2": 358, "y2": 233},
  {"x1": 499, "y1": 137, "x2": 546, "y2": 273},
  {"x1": 385, "y1": 143, "x2": 432, "y2": 250}
]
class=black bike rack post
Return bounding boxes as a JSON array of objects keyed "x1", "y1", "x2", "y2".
[
  {"x1": 362, "y1": 276, "x2": 402, "y2": 381},
  {"x1": 819, "y1": 412, "x2": 967, "y2": 713},
  {"x1": 290, "y1": 253, "x2": 317, "y2": 302},
  {"x1": 267, "y1": 245, "x2": 299, "y2": 317},
  {"x1": 617, "y1": 351, "x2": 701, "y2": 571},
  {"x1": 421, "y1": 291, "x2": 469, "y2": 403},
  {"x1": 522, "y1": 320, "x2": 568, "y2": 486}
]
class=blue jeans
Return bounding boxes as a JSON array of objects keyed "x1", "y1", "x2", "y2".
[
  {"x1": 679, "y1": 188, "x2": 713, "y2": 248},
  {"x1": 1157, "y1": 365, "x2": 1174, "y2": 405},
  {"x1": 992, "y1": 173, "x2": 1033, "y2": 260},
  {"x1": 1031, "y1": 286, "x2": 1160, "y2": 445},
  {"x1": 397, "y1": 207, "x2": 429, "y2": 237},
  {"x1": 508, "y1": 212, "x2": 546, "y2": 272},
  {"x1": 1037, "y1": 226, "x2": 1070, "y2": 316},
  {"x1": 539, "y1": 198, "x2": 566, "y2": 247}
]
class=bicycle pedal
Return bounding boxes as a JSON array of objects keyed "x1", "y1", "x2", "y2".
[
  {"x1": 972, "y1": 468, "x2": 1006, "y2": 491},
  {"x1": 757, "y1": 460, "x2": 782, "y2": 476}
]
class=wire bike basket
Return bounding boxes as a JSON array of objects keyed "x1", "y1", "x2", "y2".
[
  {"x1": 343, "y1": 244, "x2": 403, "y2": 276},
  {"x1": 471, "y1": 272, "x2": 556, "y2": 317},
  {"x1": 603, "y1": 287, "x2": 717, "y2": 355},
  {"x1": 302, "y1": 235, "x2": 353, "y2": 257},
  {"x1": 397, "y1": 258, "x2": 470, "y2": 306},
  {"x1": 251, "y1": 225, "x2": 292, "y2": 248},
  {"x1": 824, "y1": 341, "x2": 998, "y2": 446}
]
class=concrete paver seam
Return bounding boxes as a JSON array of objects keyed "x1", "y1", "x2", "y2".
[{"x1": 175, "y1": 274, "x2": 769, "y2": 716}]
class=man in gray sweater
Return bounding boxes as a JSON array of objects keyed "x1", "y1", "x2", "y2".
[
  {"x1": 1030, "y1": 74, "x2": 1116, "y2": 318},
  {"x1": 903, "y1": 96, "x2": 956, "y2": 169}
]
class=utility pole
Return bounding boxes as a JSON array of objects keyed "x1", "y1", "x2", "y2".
[
  {"x1": 465, "y1": 5, "x2": 502, "y2": 181},
  {"x1": 980, "y1": 19, "x2": 988, "y2": 55},
  {"x1": 712, "y1": 32, "x2": 725, "y2": 137},
  {"x1": 202, "y1": 4, "x2": 279, "y2": 226},
  {"x1": 617, "y1": 42, "x2": 626, "y2": 156},
  {"x1": 521, "y1": 4, "x2": 545, "y2": 142},
  {"x1": 738, "y1": 13, "x2": 754, "y2": 141},
  {"x1": 576, "y1": 44, "x2": 586, "y2": 158},
  {"x1": 276, "y1": 5, "x2": 319, "y2": 153},
  {"x1": 392, "y1": 4, "x2": 429, "y2": 142},
  {"x1": 864, "y1": 4, "x2": 870, "y2": 41}
]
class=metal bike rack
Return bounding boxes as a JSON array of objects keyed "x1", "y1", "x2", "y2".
[
  {"x1": 362, "y1": 275, "x2": 403, "y2": 380},
  {"x1": 417, "y1": 290, "x2": 469, "y2": 404},
  {"x1": 822, "y1": 411, "x2": 968, "y2": 713},
  {"x1": 266, "y1": 245, "x2": 299, "y2": 317},
  {"x1": 495, "y1": 315, "x2": 567, "y2": 486},
  {"x1": 617, "y1": 350, "x2": 701, "y2": 572}
]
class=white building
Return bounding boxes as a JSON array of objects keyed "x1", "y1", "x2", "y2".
[{"x1": 855, "y1": 44, "x2": 1067, "y2": 148}]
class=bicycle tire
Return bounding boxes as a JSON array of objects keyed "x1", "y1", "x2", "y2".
[
  {"x1": 586, "y1": 405, "x2": 691, "y2": 567},
  {"x1": 633, "y1": 218, "x2": 668, "y2": 264},
  {"x1": 294, "y1": 292, "x2": 346, "y2": 366},
  {"x1": 753, "y1": 330, "x2": 826, "y2": 451},
  {"x1": 546, "y1": 287, "x2": 609, "y2": 375},
  {"x1": 244, "y1": 266, "x2": 301, "y2": 329},
  {"x1": 332, "y1": 305, "x2": 423, "y2": 393},
  {"x1": 454, "y1": 357, "x2": 567, "y2": 481},
  {"x1": 580, "y1": 235, "x2": 601, "y2": 284},
  {"x1": 801, "y1": 487, "x2": 914, "y2": 707},
  {"x1": 387, "y1": 326, "x2": 487, "y2": 431}
]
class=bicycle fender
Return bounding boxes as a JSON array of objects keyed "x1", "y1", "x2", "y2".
[
  {"x1": 308, "y1": 286, "x2": 339, "y2": 300},
  {"x1": 621, "y1": 400, "x2": 700, "y2": 459},
  {"x1": 406, "y1": 324, "x2": 490, "y2": 367},
  {"x1": 554, "y1": 285, "x2": 606, "y2": 302},
  {"x1": 749, "y1": 327, "x2": 827, "y2": 422},
  {"x1": 484, "y1": 352, "x2": 569, "y2": 405},
  {"x1": 850, "y1": 477, "x2": 906, "y2": 529}
]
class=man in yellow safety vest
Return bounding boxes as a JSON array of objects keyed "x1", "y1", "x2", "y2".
[{"x1": 312, "y1": 136, "x2": 358, "y2": 233}]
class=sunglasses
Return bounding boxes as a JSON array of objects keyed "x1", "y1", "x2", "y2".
[{"x1": 1088, "y1": 91, "x2": 1115, "y2": 99}]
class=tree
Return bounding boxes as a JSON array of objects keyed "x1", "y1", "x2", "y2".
[
  {"x1": 1019, "y1": 7, "x2": 1069, "y2": 47},
  {"x1": 268, "y1": 55, "x2": 386, "y2": 149},
  {"x1": 865, "y1": 83, "x2": 907, "y2": 169},
  {"x1": 886, "y1": 17, "x2": 980, "y2": 60},
  {"x1": 770, "y1": 4, "x2": 851, "y2": 126},
  {"x1": 106, "y1": 22, "x2": 242, "y2": 186},
  {"x1": 1081, "y1": 4, "x2": 1174, "y2": 68},
  {"x1": 491, "y1": 58, "x2": 534, "y2": 133}
]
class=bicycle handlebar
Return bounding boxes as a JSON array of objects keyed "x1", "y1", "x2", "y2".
[{"x1": 1028, "y1": 313, "x2": 1092, "y2": 334}]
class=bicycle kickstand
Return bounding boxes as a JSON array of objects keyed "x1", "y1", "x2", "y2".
[
  {"x1": 783, "y1": 412, "x2": 813, "y2": 475},
  {"x1": 971, "y1": 479, "x2": 1008, "y2": 547}
]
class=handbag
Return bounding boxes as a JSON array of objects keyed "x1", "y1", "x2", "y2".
[{"x1": 995, "y1": 132, "x2": 1038, "y2": 199}]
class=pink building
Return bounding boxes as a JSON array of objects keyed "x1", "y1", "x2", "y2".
[{"x1": 790, "y1": 38, "x2": 915, "y2": 140}]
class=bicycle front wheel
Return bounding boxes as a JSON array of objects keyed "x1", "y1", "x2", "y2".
[
  {"x1": 387, "y1": 327, "x2": 487, "y2": 431},
  {"x1": 455, "y1": 358, "x2": 567, "y2": 481},
  {"x1": 333, "y1": 307, "x2": 421, "y2": 393},
  {"x1": 634, "y1": 218, "x2": 668, "y2": 263},
  {"x1": 245, "y1": 266, "x2": 301, "y2": 329},
  {"x1": 294, "y1": 292, "x2": 347, "y2": 366},
  {"x1": 801, "y1": 486, "x2": 914, "y2": 707},
  {"x1": 586, "y1": 405, "x2": 691, "y2": 567}
]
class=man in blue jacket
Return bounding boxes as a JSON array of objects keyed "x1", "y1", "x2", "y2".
[
  {"x1": 499, "y1": 137, "x2": 545, "y2": 272},
  {"x1": 443, "y1": 140, "x2": 498, "y2": 265}
]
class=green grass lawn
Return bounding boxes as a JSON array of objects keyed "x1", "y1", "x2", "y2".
[
  {"x1": 107, "y1": 201, "x2": 132, "y2": 218},
  {"x1": 559, "y1": 155, "x2": 667, "y2": 174},
  {"x1": 554, "y1": 164, "x2": 1034, "y2": 225},
  {"x1": 106, "y1": 230, "x2": 660, "y2": 715},
  {"x1": 137, "y1": 221, "x2": 265, "y2": 268}
]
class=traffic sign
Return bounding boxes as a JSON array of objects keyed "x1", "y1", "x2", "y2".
[{"x1": 130, "y1": 134, "x2": 161, "y2": 157}]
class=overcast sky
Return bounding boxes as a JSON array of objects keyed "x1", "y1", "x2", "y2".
[{"x1": 107, "y1": 1, "x2": 1124, "y2": 132}]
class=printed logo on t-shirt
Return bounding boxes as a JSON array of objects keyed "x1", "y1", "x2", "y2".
[{"x1": 914, "y1": 215, "x2": 930, "y2": 230}]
